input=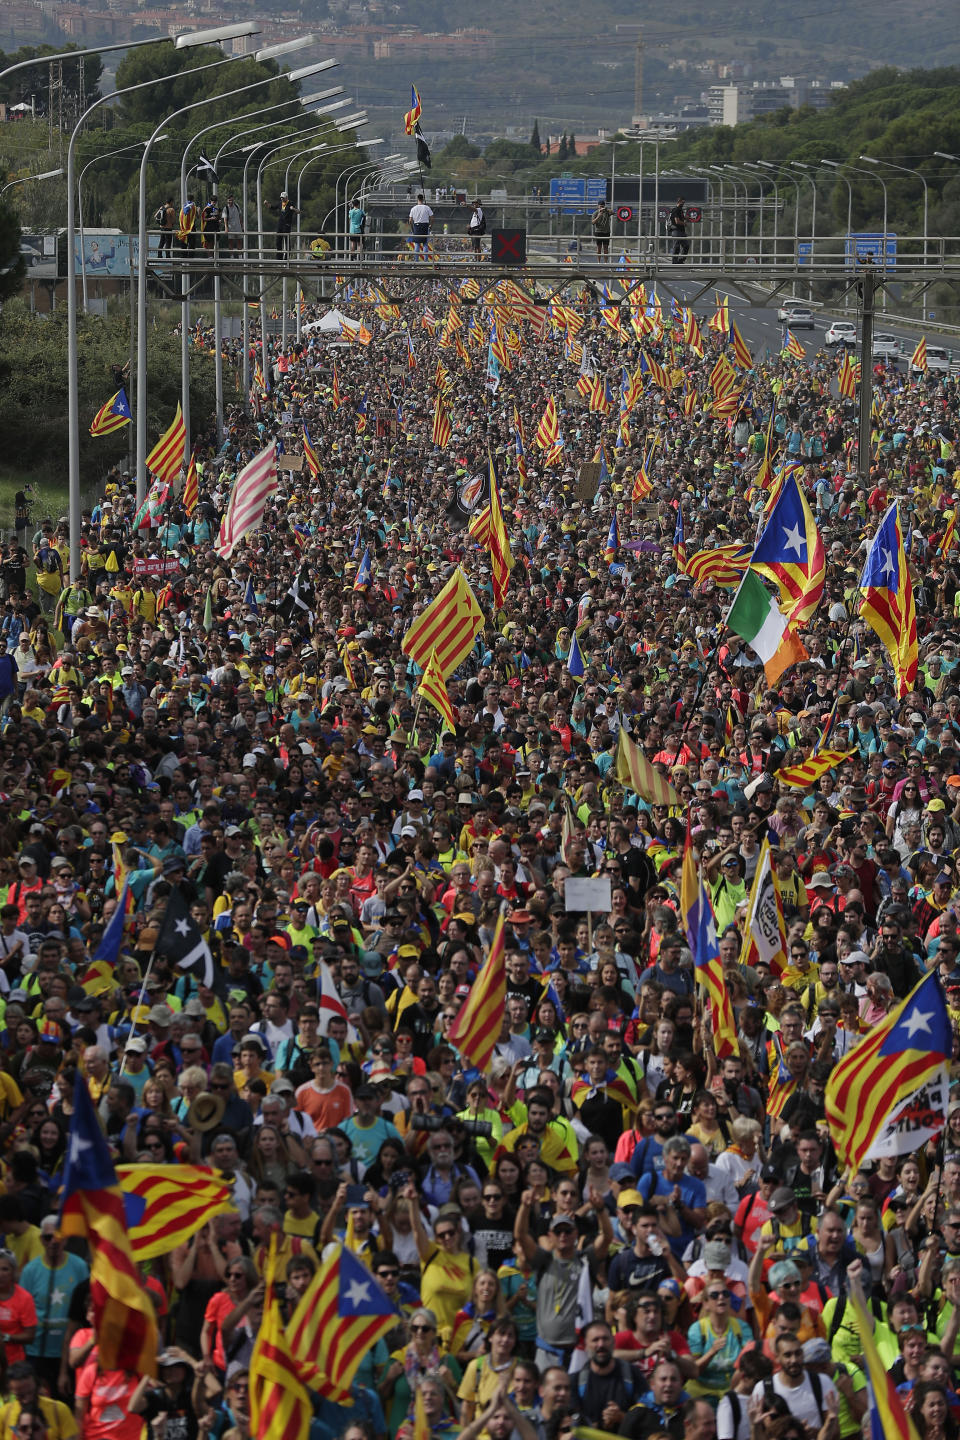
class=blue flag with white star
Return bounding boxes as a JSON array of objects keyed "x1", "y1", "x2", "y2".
[
  {"x1": 567, "y1": 634, "x2": 586, "y2": 678},
  {"x1": 338, "y1": 1246, "x2": 396, "y2": 1317}
]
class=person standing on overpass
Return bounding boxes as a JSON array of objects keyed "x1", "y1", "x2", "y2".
[
  {"x1": 409, "y1": 193, "x2": 433, "y2": 258},
  {"x1": 670, "y1": 197, "x2": 690, "y2": 264}
]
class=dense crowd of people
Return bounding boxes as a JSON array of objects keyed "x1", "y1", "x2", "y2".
[{"x1": 0, "y1": 270, "x2": 959, "y2": 1440}]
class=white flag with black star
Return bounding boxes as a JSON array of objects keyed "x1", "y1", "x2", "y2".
[{"x1": 156, "y1": 885, "x2": 214, "y2": 988}]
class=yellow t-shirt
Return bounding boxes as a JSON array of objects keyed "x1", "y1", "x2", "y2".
[
  {"x1": 420, "y1": 1247, "x2": 477, "y2": 1334},
  {"x1": 0, "y1": 1397, "x2": 76, "y2": 1440}
]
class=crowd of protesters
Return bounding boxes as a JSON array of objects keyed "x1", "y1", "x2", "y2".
[{"x1": 0, "y1": 269, "x2": 959, "y2": 1440}]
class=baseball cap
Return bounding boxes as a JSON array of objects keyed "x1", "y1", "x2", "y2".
[
  {"x1": 616, "y1": 1189, "x2": 644, "y2": 1210},
  {"x1": 768, "y1": 1186, "x2": 797, "y2": 1214},
  {"x1": 549, "y1": 1214, "x2": 577, "y2": 1231}
]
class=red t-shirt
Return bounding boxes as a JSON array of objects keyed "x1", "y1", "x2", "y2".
[
  {"x1": 75, "y1": 1367, "x2": 142, "y2": 1440},
  {"x1": 0, "y1": 1285, "x2": 37, "y2": 1364}
]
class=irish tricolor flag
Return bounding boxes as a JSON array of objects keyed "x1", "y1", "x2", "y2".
[{"x1": 728, "y1": 569, "x2": 807, "y2": 684}]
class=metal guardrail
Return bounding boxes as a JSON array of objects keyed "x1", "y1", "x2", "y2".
[{"x1": 85, "y1": 229, "x2": 960, "y2": 275}]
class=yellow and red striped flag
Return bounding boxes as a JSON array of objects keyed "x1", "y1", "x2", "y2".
[
  {"x1": 116, "y1": 1165, "x2": 233, "y2": 1261},
  {"x1": 707, "y1": 293, "x2": 729, "y2": 333},
  {"x1": 782, "y1": 328, "x2": 806, "y2": 360},
  {"x1": 615, "y1": 727, "x2": 680, "y2": 808},
  {"x1": 740, "y1": 840, "x2": 786, "y2": 979},
  {"x1": 331, "y1": 364, "x2": 342, "y2": 409},
  {"x1": 940, "y1": 511, "x2": 957, "y2": 557},
  {"x1": 404, "y1": 85, "x2": 422, "y2": 136},
  {"x1": 683, "y1": 309, "x2": 704, "y2": 357},
  {"x1": 730, "y1": 321, "x2": 753, "y2": 370},
  {"x1": 251, "y1": 1236, "x2": 311, "y2": 1440},
  {"x1": 775, "y1": 749, "x2": 855, "y2": 788},
  {"x1": 837, "y1": 351, "x2": 857, "y2": 401},
  {"x1": 448, "y1": 912, "x2": 506, "y2": 1073},
  {"x1": 911, "y1": 337, "x2": 927, "y2": 371},
  {"x1": 89, "y1": 387, "x2": 132, "y2": 437},
  {"x1": 534, "y1": 394, "x2": 559, "y2": 450},
  {"x1": 850, "y1": 1283, "x2": 923, "y2": 1440},
  {"x1": 60, "y1": 1075, "x2": 158, "y2": 1376},
  {"x1": 825, "y1": 970, "x2": 950, "y2": 1174},
  {"x1": 286, "y1": 1243, "x2": 397, "y2": 1402},
  {"x1": 303, "y1": 426, "x2": 320, "y2": 481},
  {"x1": 182, "y1": 451, "x2": 198, "y2": 516},
  {"x1": 432, "y1": 391, "x2": 453, "y2": 447},
  {"x1": 418, "y1": 647, "x2": 456, "y2": 732},
  {"x1": 145, "y1": 404, "x2": 186, "y2": 484},
  {"x1": 402, "y1": 567, "x2": 484, "y2": 677},
  {"x1": 680, "y1": 830, "x2": 739, "y2": 1059},
  {"x1": 413, "y1": 1383, "x2": 431, "y2": 1440},
  {"x1": 684, "y1": 545, "x2": 751, "y2": 589}
]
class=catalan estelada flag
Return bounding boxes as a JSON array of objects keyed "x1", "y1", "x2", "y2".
[
  {"x1": 775, "y1": 749, "x2": 855, "y2": 788},
  {"x1": 59, "y1": 1074, "x2": 158, "y2": 1375},
  {"x1": 287, "y1": 1244, "x2": 397, "y2": 1402},
  {"x1": 782, "y1": 328, "x2": 806, "y2": 360},
  {"x1": 251, "y1": 1236, "x2": 310, "y2": 1440},
  {"x1": 615, "y1": 727, "x2": 680, "y2": 808},
  {"x1": 672, "y1": 504, "x2": 687, "y2": 572},
  {"x1": 448, "y1": 912, "x2": 506, "y2": 1073},
  {"x1": 418, "y1": 647, "x2": 456, "y2": 731},
  {"x1": 750, "y1": 469, "x2": 826, "y2": 624},
  {"x1": 303, "y1": 426, "x2": 320, "y2": 480},
  {"x1": 826, "y1": 970, "x2": 950, "y2": 1174},
  {"x1": 404, "y1": 85, "x2": 422, "y2": 137},
  {"x1": 858, "y1": 500, "x2": 918, "y2": 698},
  {"x1": 145, "y1": 403, "x2": 186, "y2": 484},
  {"x1": 680, "y1": 830, "x2": 738, "y2": 1059},
  {"x1": 603, "y1": 511, "x2": 619, "y2": 564},
  {"x1": 89, "y1": 387, "x2": 132, "y2": 437},
  {"x1": 116, "y1": 1165, "x2": 233, "y2": 1261},
  {"x1": 407, "y1": 331, "x2": 416, "y2": 369},
  {"x1": 850, "y1": 1284, "x2": 923, "y2": 1440},
  {"x1": 402, "y1": 567, "x2": 484, "y2": 677}
]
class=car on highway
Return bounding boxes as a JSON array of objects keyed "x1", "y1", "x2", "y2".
[
  {"x1": 783, "y1": 305, "x2": 815, "y2": 329},
  {"x1": 873, "y1": 332, "x2": 901, "y2": 363},
  {"x1": 915, "y1": 344, "x2": 950, "y2": 375},
  {"x1": 776, "y1": 298, "x2": 811, "y2": 324},
  {"x1": 825, "y1": 321, "x2": 858, "y2": 347}
]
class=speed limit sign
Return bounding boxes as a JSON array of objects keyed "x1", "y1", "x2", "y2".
[{"x1": 616, "y1": 206, "x2": 633, "y2": 222}]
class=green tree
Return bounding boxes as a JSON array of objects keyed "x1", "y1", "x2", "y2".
[
  {"x1": 557, "y1": 133, "x2": 568, "y2": 162},
  {"x1": 0, "y1": 298, "x2": 216, "y2": 478},
  {"x1": 0, "y1": 184, "x2": 25, "y2": 303},
  {"x1": 529, "y1": 118, "x2": 542, "y2": 154},
  {"x1": 439, "y1": 135, "x2": 481, "y2": 163}
]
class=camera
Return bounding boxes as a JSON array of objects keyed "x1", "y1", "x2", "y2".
[
  {"x1": 459, "y1": 1118, "x2": 493, "y2": 1139},
  {"x1": 410, "y1": 1113, "x2": 445, "y2": 1133}
]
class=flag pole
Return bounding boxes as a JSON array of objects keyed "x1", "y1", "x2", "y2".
[{"x1": 120, "y1": 946, "x2": 159, "y2": 1076}]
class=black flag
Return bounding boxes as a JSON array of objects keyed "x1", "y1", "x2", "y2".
[
  {"x1": 445, "y1": 468, "x2": 490, "y2": 529},
  {"x1": 415, "y1": 122, "x2": 431, "y2": 171},
  {"x1": 196, "y1": 150, "x2": 219, "y2": 185},
  {"x1": 155, "y1": 885, "x2": 214, "y2": 989}
]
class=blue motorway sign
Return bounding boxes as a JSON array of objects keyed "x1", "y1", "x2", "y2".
[
  {"x1": 797, "y1": 241, "x2": 812, "y2": 266},
  {"x1": 549, "y1": 177, "x2": 608, "y2": 215},
  {"x1": 844, "y1": 232, "x2": 897, "y2": 267}
]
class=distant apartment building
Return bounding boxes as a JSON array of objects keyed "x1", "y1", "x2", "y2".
[{"x1": 706, "y1": 76, "x2": 845, "y2": 126}]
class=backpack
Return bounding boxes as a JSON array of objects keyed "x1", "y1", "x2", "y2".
[
  {"x1": 154, "y1": 204, "x2": 166, "y2": 226},
  {"x1": 763, "y1": 1371, "x2": 824, "y2": 1425}
]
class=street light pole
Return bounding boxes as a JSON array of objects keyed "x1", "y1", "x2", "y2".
[
  {"x1": 66, "y1": 32, "x2": 258, "y2": 582},
  {"x1": 861, "y1": 154, "x2": 929, "y2": 317},
  {"x1": 135, "y1": 56, "x2": 338, "y2": 500}
]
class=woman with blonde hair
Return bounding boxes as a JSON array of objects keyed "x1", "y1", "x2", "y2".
[{"x1": 450, "y1": 1268, "x2": 506, "y2": 1363}]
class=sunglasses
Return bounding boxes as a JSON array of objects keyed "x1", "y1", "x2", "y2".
[
  {"x1": 410, "y1": 1323, "x2": 435, "y2": 1332},
  {"x1": 706, "y1": 1290, "x2": 729, "y2": 1301}
]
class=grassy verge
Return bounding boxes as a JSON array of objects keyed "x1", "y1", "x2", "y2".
[{"x1": 0, "y1": 467, "x2": 69, "y2": 537}]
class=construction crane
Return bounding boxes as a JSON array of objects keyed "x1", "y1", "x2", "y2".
[{"x1": 614, "y1": 25, "x2": 644, "y2": 125}]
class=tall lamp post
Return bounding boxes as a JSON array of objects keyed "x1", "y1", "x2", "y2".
[
  {"x1": 135, "y1": 56, "x2": 339, "y2": 498},
  {"x1": 861, "y1": 153, "x2": 928, "y2": 318},
  {"x1": 66, "y1": 24, "x2": 262, "y2": 582}
]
